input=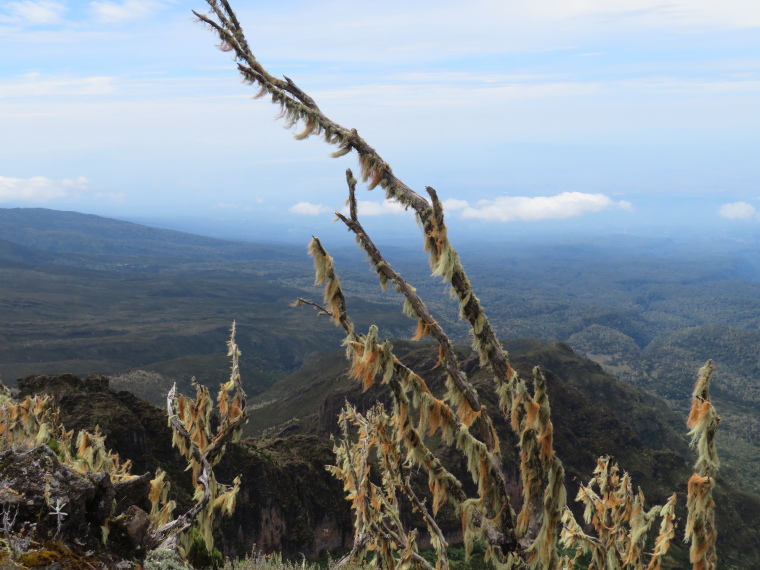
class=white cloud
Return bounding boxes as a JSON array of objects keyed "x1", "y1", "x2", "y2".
[
  {"x1": 290, "y1": 201, "x2": 331, "y2": 216},
  {"x1": 618, "y1": 200, "x2": 634, "y2": 211},
  {"x1": 291, "y1": 199, "x2": 410, "y2": 218},
  {"x1": 459, "y1": 192, "x2": 630, "y2": 222},
  {"x1": 552, "y1": 0, "x2": 760, "y2": 30},
  {"x1": 89, "y1": 0, "x2": 164, "y2": 24},
  {"x1": 4, "y1": 1, "x2": 66, "y2": 25},
  {"x1": 718, "y1": 201, "x2": 758, "y2": 220},
  {"x1": 0, "y1": 175, "x2": 88, "y2": 202},
  {"x1": 345, "y1": 200, "x2": 411, "y2": 217},
  {"x1": 442, "y1": 198, "x2": 469, "y2": 211},
  {"x1": 228, "y1": 0, "x2": 760, "y2": 72}
]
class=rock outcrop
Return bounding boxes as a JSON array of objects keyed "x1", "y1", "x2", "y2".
[
  {"x1": 10, "y1": 373, "x2": 353, "y2": 563},
  {"x1": 0, "y1": 445, "x2": 132, "y2": 568}
]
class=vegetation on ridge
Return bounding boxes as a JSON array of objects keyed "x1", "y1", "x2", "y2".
[
  {"x1": 0, "y1": 0, "x2": 755, "y2": 568},
  {"x1": 0, "y1": 327, "x2": 247, "y2": 567},
  {"x1": 194, "y1": 1, "x2": 726, "y2": 567}
]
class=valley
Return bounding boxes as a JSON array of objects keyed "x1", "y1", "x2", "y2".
[{"x1": 1, "y1": 206, "x2": 759, "y2": 517}]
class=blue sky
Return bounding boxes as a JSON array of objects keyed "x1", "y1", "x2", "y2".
[{"x1": 1, "y1": 0, "x2": 759, "y2": 244}]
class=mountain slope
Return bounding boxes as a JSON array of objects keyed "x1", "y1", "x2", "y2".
[
  {"x1": 0, "y1": 207, "x2": 300, "y2": 260},
  {"x1": 570, "y1": 323, "x2": 760, "y2": 494},
  {"x1": 247, "y1": 339, "x2": 759, "y2": 568},
  {"x1": 0, "y1": 207, "x2": 413, "y2": 397}
]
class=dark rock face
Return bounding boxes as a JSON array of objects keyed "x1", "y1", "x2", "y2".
[
  {"x1": 0, "y1": 445, "x2": 158, "y2": 567},
  {"x1": 108, "y1": 505, "x2": 152, "y2": 560},
  {"x1": 214, "y1": 436, "x2": 353, "y2": 558},
  {"x1": 16, "y1": 374, "x2": 173, "y2": 476},
  {"x1": 0, "y1": 446, "x2": 113, "y2": 549},
  {"x1": 113, "y1": 473, "x2": 152, "y2": 516}
]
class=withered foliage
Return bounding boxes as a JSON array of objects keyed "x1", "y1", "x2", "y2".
[
  {"x1": 559, "y1": 458, "x2": 677, "y2": 570},
  {"x1": 684, "y1": 361, "x2": 720, "y2": 570},
  {"x1": 195, "y1": 2, "x2": 721, "y2": 569},
  {"x1": 149, "y1": 322, "x2": 248, "y2": 554},
  {"x1": 0, "y1": 387, "x2": 134, "y2": 481},
  {"x1": 0, "y1": 325, "x2": 247, "y2": 559}
]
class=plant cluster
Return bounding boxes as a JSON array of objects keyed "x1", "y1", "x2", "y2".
[
  {"x1": 0, "y1": 325, "x2": 248, "y2": 566},
  {"x1": 149, "y1": 322, "x2": 248, "y2": 556},
  {"x1": 196, "y1": 2, "x2": 722, "y2": 569},
  {"x1": 0, "y1": 382, "x2": 133, "y2": 481}
]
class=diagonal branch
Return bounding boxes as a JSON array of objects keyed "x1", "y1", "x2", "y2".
[
  {"x1": 337, "y1": 170, "x2": 498, "y2": 453},
  {"x1": 196, "y1": 2, "x2": 517, "y2": 415}
]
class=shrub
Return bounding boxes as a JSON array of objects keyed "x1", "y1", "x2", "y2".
[{"x1": 194, "y1": 2, "x2": 721, "y2": 568}]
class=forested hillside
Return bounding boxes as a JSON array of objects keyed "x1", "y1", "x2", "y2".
[{"x1": 1, "y1": 207, "x2": 758, "y2": 497}]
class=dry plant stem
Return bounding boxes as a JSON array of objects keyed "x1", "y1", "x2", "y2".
[
  {"x1": 334, "y1": 412, "x2": 371, "y2": 567},
  {"x1": 356, "y1": 409, "x2": 442, "y2": 570},
  {"x1": 685, "y1": 360, "x2": 719, "y2": 570},
  {"x1": 196, "y1": 0, "x2": 512, "y2": 392},
  {"x1": 336, "y1": 190, "x2": 518, "y2": 521},
  {"x1": 332, "y1": 407, "x2": 438, "y2": 570},
  {"x1": 559, "y1": 456, "x2": 676, "y2": 570},
  {"x1": 150, "y1": 327, "x2": 247, "y2": 549},
  {"x1": 396, "y1": 475, "x2": 449, "y2": 570},
  {"x1": 151, "y1": 384, "x2": 214, "y2": 548},
  {"x1": 338, "y1": 171, "x2": 496, "y2": 451},
  {"x1": 330, "y1": 220, "x2": 493, "y2": 447},
  {"x1": 339, "y1": 175, "x2": 526, "y2": 550},
  {"x1": 296, "y1": 300, "x2": 506, "y2": 545},
  {"x1": 306, "y1": 239, "x2": 354, "y2": 335},
  {"x1": 384, "y1": 362, "x2": 514, "y2": 552},
  {"x1": 304, "y1": 240, "x2": 519, "y2": 560}
]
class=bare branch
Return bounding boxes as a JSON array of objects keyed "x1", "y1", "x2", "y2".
[{"x1": 196, "y1": 2, "x2": 516, "y2": 426}]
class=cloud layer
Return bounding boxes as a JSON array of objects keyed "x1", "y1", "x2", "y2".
[
  {"x1": 718, "y1": 201, "x2": 759, "y2": 220},
  {"x1": 290, "y1": 200, "x2": 412, "y2": 217},
  {"x1": 0, "y1": 0, "x2": 757, "y2": 226},
  {"x1": 0, "y1": 175, "x2": 88, "y2": 202},
  {"x1": 457, "y1": 192, "x2": 632, "y2": 222},
  {"x1": 287, "y1": 194, "x2": 631, "y2": 223},
  {"x1": 289, "y1": 202, "x2": 331, "y2": 216},
  {"x1": 4, "y1": 1, "x2": 66, "y2": 25},
  {"x1": 89, "y1": 0, "x2": 165, "y2": 24}
]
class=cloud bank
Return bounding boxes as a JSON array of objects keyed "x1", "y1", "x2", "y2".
[
  {"x1": 289, "y1": 202, "x2": 331, "y2": 216},
  {"x1": 290, "y1": 200, "x2": 412, "y2": 217},
  {"x1": 4, "y1": 1, "x2": 66, "y2": 25},
  {"x1": 0, "y1": 175, "x2": 88, "y2": 202},
  {"x1": 718, "y1": 201, "x2": 758, "y2": 220},
  {"x1": 89, "y1": 0, "x2": 165, "y2": 24},
  {"x1": 348, "y1": 200, "x2": 410, "y2": 217},
  {"x1": 289, "y1": 194, "x2": 630, "y2": 223},
  {"x1": 457, "y1": 192, "x2": 631, "y2": 222}
]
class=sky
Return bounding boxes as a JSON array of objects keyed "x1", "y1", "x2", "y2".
[{"x1": 1, "y1": 0, "x2": 759, "y2": 245}]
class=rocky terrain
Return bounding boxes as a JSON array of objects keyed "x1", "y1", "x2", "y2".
[{"x1": 4, "y1": 339, "x2": 759, "y2": 568}]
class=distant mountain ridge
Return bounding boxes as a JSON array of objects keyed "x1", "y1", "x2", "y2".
[
  {"x1": 0, "y1": 207, "x2": 302, "y2": 261},
  {"x1": 0, "y1": 206, "x2": 412, "y2": 398}
]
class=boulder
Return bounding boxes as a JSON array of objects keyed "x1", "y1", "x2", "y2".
[{"x1": 0, "y1": 445, "x2": 113, "y2": 549}]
